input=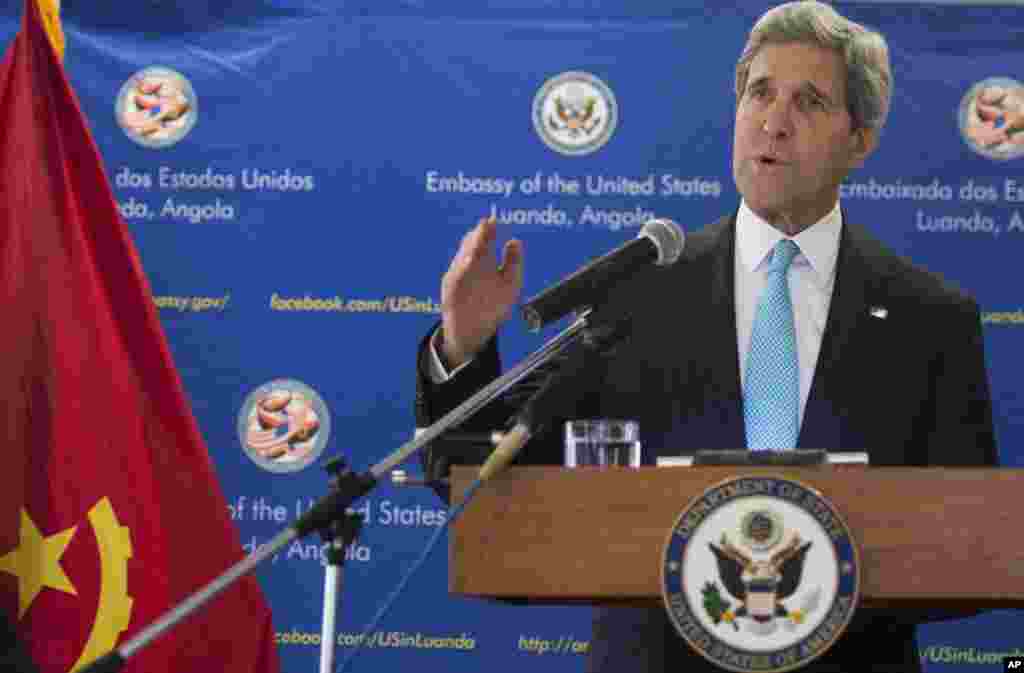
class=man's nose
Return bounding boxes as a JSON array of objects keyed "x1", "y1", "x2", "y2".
[{"x1": 761, "y1": 101, "x2": 794, "y2": 138}]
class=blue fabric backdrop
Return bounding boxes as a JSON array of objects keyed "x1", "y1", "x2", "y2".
[{"x1": 2, "y1": 1, "x2": 1022, "y2": 671}]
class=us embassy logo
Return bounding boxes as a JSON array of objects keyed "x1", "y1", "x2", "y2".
[
  {"x1": 661, "y1": 477, "x2": 859, "y2": 672},
  {"x1": 116, "y1": 66, "x2": 198, "y2": 149},
  {"x1": 533, "y1": 71, "x2": 618, "y2": 156},
  {"x1": 959, "y1": 77, "x2": 1024, "y2": 161},
  {"x1": 238, "y1": 380, "x2": 330, "y2": 473}
]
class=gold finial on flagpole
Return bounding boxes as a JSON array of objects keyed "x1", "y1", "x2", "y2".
[{"x1": 35, "y1": 0, "x2": 65, "y2": 62}]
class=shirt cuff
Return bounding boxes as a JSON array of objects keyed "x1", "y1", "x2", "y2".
[{"x1": 427, "y1": 326, "x2": 474, "y2": 383}]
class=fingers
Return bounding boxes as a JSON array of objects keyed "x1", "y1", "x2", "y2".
[
  {"x1": 451, "y1": 215, "x2": 494, "y2": 271},
  {"x1": 499, "y1": 239, "x2": 524, "y2": 285},
  {"x1": 975, "y1": 87, "x2": 1024, "y2": 128},
  {"x1": 1007, "y1": 108, "x2": 1024, "y2": 133},
  {"x1": 975, "y1": 101, "x2": 1003, "y2": 122},
  {"x1": 466, "y1": 215, "x2": 496, "y2": 258},
  {"x1": 967, "y1": 121, "x2": 1006, "y2": 147},
  {"x1": 978, "y1": 86, "x2": 1007, "y2": 106},
  {"x1": 449, "y1": 214, "x2": 523, "y2": 287}
]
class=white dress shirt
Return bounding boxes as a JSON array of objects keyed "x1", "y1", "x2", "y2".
[
  {"x1": 429, "y1": 201, "x2": 844, "y2": 432},
  {"x1": 735, "y1": 200, "x2": 842, "y2": 429},
  {"x1": 427, "y1": 328, "x2": 472, "y2": 383}
]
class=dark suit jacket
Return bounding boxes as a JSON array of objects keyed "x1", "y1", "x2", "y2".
[{"x1": 416, "y1": 213, "x2": 998, "y2": 673}]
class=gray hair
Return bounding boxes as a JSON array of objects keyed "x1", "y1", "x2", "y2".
[{"x1": 735, "y1": 1, "x2": 892, "y2": 132}]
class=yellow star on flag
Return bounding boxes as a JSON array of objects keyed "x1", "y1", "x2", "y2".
[{"x1": 0, "y1": 508, "x2": 79, "y2": 618}]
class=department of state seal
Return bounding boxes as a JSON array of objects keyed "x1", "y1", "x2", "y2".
[
  {"x1": 532, "y1": 71, "x2": 618, "y2": 156},
  {"x1": 662, "y1": 476, "x2": 859, "y2": 672}
]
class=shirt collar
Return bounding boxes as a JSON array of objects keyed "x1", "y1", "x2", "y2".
[{"x1": 736, "y1": 200, "x2": 843, "y2": 283}]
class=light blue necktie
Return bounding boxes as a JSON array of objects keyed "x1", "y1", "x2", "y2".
[{"x1": 744, "y1": 238, "x2": 800, "y2": 451}]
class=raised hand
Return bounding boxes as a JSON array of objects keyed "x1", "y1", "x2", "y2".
[{"x1": 440, "y1": 215, "x2": 524, "y2": 367}]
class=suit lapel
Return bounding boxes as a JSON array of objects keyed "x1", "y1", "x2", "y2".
[
  {"x1": 798, "y1": 220, "x2": 896, "y2": 449},
  {"x1": 704, "y1": 215, "x2": 746, "y2": 448}
]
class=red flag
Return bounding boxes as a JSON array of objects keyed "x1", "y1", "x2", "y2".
[{"x1": 0, "y1": 3, "x2": 281, "y2": 672}]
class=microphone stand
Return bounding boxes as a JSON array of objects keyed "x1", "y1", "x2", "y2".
[
  {"x1": 318, "y1": 456, "x2": 364, "y2": 673},
  {"x1": 80, "y1": 310, "x2": 601, "y2": 673}
]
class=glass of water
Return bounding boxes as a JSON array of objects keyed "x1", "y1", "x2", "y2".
[{"x1": 564, "y1": 419, "x2": 641, "y2": 468}]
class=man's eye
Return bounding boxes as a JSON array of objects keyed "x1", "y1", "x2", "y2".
[{"x1": 801, "y1": 94, "x2": 826, "y2": 110}]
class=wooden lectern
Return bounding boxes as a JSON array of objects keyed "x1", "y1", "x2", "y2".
[{"x1": 449, "y1": 465, "x2": 1024, "y2": 611}]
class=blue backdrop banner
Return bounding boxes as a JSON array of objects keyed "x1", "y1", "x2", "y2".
[{"x1": 2, "y1": 1, "x2": 1022, "y2": 671}]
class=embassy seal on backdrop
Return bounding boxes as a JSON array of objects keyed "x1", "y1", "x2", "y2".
[
  {"x1": 115, "y1": 66, "x2": 198, "y2": 149},
  {"x1": 533, "y1": 71, "x2": 618, "y2": 156},
  {"x1": 959, "y1": 77, "x2": 1024, "y2": 161},
  {"x1": 238, "y1": 380, "x2": 330, "y2": 473}
]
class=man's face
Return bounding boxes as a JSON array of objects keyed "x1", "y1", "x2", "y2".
[{"x1": 732, "y1": 42, "x2": 874, "y2": 229}]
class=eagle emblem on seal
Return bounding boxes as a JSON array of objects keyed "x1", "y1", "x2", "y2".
[
  {"x1": 706, "y1": 531, "x2": 813, "y2": 627},
  {"x1": 700, "y1": 507, "x2": 824, "y2": 633},
  {"x1": 548, "y1": 87, "x2": 601, "y2": 138}
]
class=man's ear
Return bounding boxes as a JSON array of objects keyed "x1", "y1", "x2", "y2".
[{"x1": 848, "y1": 127, "x2": 878, "y2": 168}]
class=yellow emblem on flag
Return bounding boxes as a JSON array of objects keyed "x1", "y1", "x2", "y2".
[{"x1": 0, "y1": 498, "x2": 134, "y2": 672}]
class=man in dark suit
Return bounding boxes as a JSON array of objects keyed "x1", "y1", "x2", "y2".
[{"x1": 415, "y1": 1, "x2": 998, "y2": 671}]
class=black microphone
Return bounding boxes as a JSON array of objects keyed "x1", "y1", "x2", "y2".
[
  {"x1": 520, "y1": 218, "x2": 684, "y2": 332},
  {"x1": 478, "y1": 317, "x2": 631, "y2": 481}
]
